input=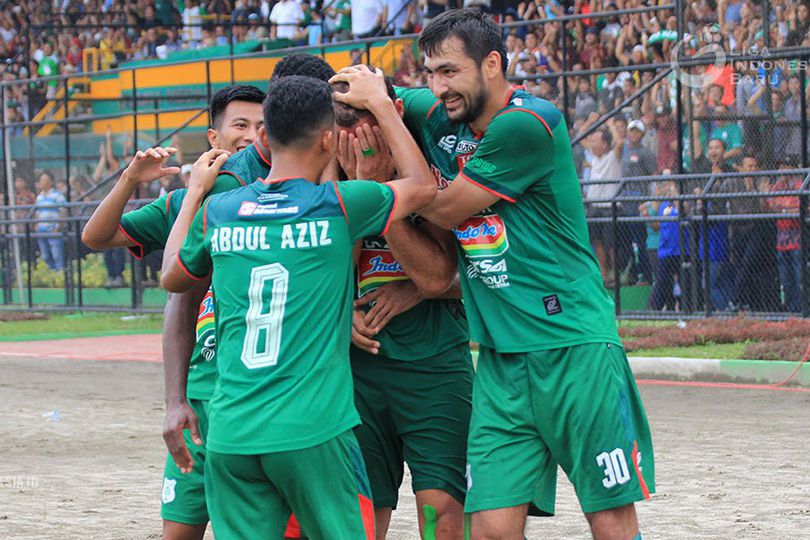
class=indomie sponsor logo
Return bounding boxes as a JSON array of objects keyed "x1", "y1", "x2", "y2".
[
  {"x1": 454, "y1": 214, "x2": 509, "y2": 259},
  {"x1": 363, "y1": 255, "x2": 404, "y2": 276}
]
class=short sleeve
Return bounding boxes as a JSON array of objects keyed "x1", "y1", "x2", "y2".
[
  {"x1": 333, "y1": 180, "x2": 396, "y2": 242},
  {"x1": 119, "y1": 193, "x2": 172, "y2": 259},
  {"x1": 396, "y1": 87, "x2": 440, "y2": 129},
  {"x1": 210, "y1": 172, "x2": 245, "y2": 194},
  {"x1": 461, "y1": 109, "x2": 555, "y2": 202},
  {"x1": 177, "y1": 201, "x2": 211, "y2": 280}
]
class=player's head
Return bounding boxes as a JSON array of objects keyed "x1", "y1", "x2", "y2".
[
  {"x1": 208, "y1": 85, "x2": 265, "y2": 153},
  {"x1": 262, "y1": 75, "x2": 335, "y2": 163},
  {"x1": 271, "y1": 53, "x2": 336, "y2": 83},
  {"x1": 332, "y1": 69, "x2": 401, "y2": 133},
  {"x1": 418, "y1": 8, "x2": 508, "y2": 124}
]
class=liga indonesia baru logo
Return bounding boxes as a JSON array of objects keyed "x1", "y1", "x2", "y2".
[{"x1": 670, "y1": 36, "x2": 727, "y2": 89}]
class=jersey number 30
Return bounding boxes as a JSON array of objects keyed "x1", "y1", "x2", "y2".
[{"x1": 242, "y1": 263, "x2": 289, "y2": 369}]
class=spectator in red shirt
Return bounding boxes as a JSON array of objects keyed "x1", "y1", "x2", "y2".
[{"x1": 767, "y1": 169, "x2": 804, "y2": 312}]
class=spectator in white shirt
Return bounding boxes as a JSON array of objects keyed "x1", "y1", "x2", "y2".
[
  {"x1": 351, "y1": 0, "x2": 385, "y2": 38},
  {"x1": 270, "y1": 0, "x2": 304, "y2": 41}
]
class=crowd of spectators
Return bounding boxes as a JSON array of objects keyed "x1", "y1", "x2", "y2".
[{"x1": 1, "y1": 1, "x2": 809, "y2": 307}]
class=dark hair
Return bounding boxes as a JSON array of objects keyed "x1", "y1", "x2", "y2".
[
  {"x1": 209, "y1": 85, "x2": 265, "y2": 129},
  {"x1": 264, "y1": 75, "x2": 334, "y2": 148},
  {"x1": 331, "y1": 66, "x2": 396, "y2": 128},
  {"x1": 598, "y1": 129, "x2": 612, "y2": 147},
  {"x1": 418, "y1": 8, "x2": 508, "y2": 74},
  {"x1": 271, "y1": 53, "x2": 336, "y2": 82}
]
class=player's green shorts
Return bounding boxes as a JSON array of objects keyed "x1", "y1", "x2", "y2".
[
  {"x1": 466, "y1": 342, "x2": 655, "y2": 515},
  {"x1": 161, "y1": 398, "x2": 210, "y2": 525},
  {"x1": 205, "y1": 429, "x2": 375, "y2": 540},
  {"x1": 351, "y1": 343, "x2": 473, "y2": 509}
]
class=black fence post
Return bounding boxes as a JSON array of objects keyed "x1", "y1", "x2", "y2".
[
  {"x1": 206, "y1": 60, "x2": 213, "y2": 128},
  {"x1": 801, "y1": 66, "x2": 808, "y2": 169},
  {"x1": 701, "y1": 192, "x2": 711, "y2": 315},
  {"x1": 74, "y1": 217, "x2": 83, "y2": 308},
  {"x1": 612, "y1": 200, "x2": 621, "y2": 315},
  {"x1": 801, "y1": 192, "x2": 809, "y2": 317},
  {"x1": 62, "y1": 77, "x2": 75, "y2": 307},
  {"x1": 560, "y1": 19, "x2": 569, "y2": 127},
  {"x1": 25, "y1": 222, "x2": 33, "y2": 308}
]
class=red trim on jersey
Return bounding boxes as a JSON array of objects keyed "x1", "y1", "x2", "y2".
[
  {"x1": 254, "y1": 140, "x2": 273, "y2": 167},
  {"x1": 460, "y1": 171, "x2": 517, "y2": 203},
  {"x1": 258, "y1": 176, "x2": 299, "y2": 185},
  {"x1": 283, "y1": 514, "x2": 301, "y2": 538},
  {"x1": 426, "y1": 99, "x2": 441, "y2": 120},
  {"x1": 632, "y1": 440, "x2": 651, "y2": 500},
  {"x1": 117, "y1": 224, "x2": 145, "y2": 260},
  {"x1": 176, "y1": 253, "x2": 206, "y2": 281},
  {"x1": 497, "y1": 108, "x2": 553, "y2": 138},
  {"x1": 503, "y1": 87, "x2": 517, "y2": 107},
  {"x1": 380, "y1": 184, "x2": 399, "y2": 236},
  {"x1": 165, "y1": 191, "x2": 173, "y2": 215},
  {"x1": 333, "y1": 181, "x2": 349, "y2": 223},
  {"x1": 359, "y1": 493, "x2": 376, "y2": 540},
  {"x1": 202, "y1": 201, "x2": 209, "y2": 236}
]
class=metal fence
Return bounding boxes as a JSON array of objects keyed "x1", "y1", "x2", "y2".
[{"x1": 1, "y1": 3, "x2": 809, "y2": 316}]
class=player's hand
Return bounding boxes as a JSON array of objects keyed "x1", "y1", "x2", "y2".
[
  {"x1": 188, "y1": 149, "x2": 231, "y2": 196},
  {"x1": 163, "y1": 401, "x2": 202, "y2": 474},
  {"x1": 123, "y1": 146, "x2": 182, "y2": 184},
  {"x1": 354, "y1": 124, "x2": 394, "y2": 182},
  {"x1": 351, "y1": 309, "x2": 381, "y2": 354},
  {"x1": 337, "y1": 129, "x2": 358, "y2": 179},
  {"x1": 355, "y1": 281, "x2": 423, "y2": 332},
  {"x1": 330, "y1": 65, "x2": 390, "y2": 111}
]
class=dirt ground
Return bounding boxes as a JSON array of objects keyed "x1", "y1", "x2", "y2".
[{"x1": 0, "y1": 356, "x2": 808, "y2": 539}]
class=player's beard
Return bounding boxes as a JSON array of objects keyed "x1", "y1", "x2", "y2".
[{"x1": 443, "y1": 71, "x2": 488, "y2": 125}]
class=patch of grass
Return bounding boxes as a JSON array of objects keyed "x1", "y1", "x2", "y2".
[
  {"x1": 630, "y1": 342, "x2": 748, "y2": 359},
  {"x1": 617, "y1": 319, "x2": 679, "y2": 329},
  {"x1": 0, "y1": 312, "x2": 164, "y2": 341}
]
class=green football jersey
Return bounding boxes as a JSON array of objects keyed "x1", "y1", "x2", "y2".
[
  {"x1": 356, "y1": 223, "x2": 468, "y2": 360},
  {"x1": 118, "y1": 142, "x2": 272, "y2": 399},
  {"x1": 178, "y1": 178, "x2": 396, "y2": 455},
  {"x1": 398, "y1": 87, "x2": 620, "y2": 353}
]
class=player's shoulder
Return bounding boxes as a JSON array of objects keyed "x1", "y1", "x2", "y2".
[
  {"x1": 493, "y1": 88, "x2": 563, "y2": 137},
  {"x1": 219, "y1": 143, "x2": 270, "y2": 183}
]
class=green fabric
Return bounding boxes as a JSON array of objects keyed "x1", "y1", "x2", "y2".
[
  {"x1": 37, "y1": 57, "x2": 59, "y2": 88},
  {"x1": 398, "y1": 86, "x2": 620, "y2": 353},
  {"x1": 710, "y1": 123, "x2": 743, "y2": 150},
  {"x1": 179, "y1": 178, "x2": 394, "y2": 454},
  {"x1": 356, "y1": 225, "x2": 468, "y2": 360},
  {"x1": 118, "y1": 143, "x2": 270, "y2": 400},
  {"x1": 465, "y1": 343, "x2": 655, "y2": 514},
  {"x1": 204, "y1": 430, "x2": 373, "y2": 539},
  {"x1": 350, "y1": 343, "x2": 472, "y2": 509},
  {"x1": 161, "y1": 399, "x2": 210, "y2": 525},
  {"x1": 335, "y1": 0, "x2": 351, "y2": 31}
]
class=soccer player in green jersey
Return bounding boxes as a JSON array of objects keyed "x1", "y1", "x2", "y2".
[
  {"x1": 334, "y1": 10, "x2": 655, "y2": 540},
  {"x1": 159, "y1": 73, "x2": 437, "y2": 539},
  {"x1": 81, "y1": 54, "x2": 337, "y2": 540},
  {"x1": 332, "y1": 78, "x2": 472, "y2": 540}
]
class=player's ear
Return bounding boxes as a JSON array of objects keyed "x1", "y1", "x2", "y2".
[
  {"x1": 483, "y1": 50, "x2": 502, "y2": 80},
  {"x1": 207, "y1": 127, "x2": 218, "y2": 149},
  {"x1": 321, "y1": 127, "x2": 335, "y2": 154},
  {"x1": 395, "y1": 98, "x2": 404, "y2": 119},
  {"x1": 258, "y1": 125, "x2": 269, "y2": 150}
]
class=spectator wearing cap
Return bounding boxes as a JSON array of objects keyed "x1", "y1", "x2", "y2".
[
  {"x1": 766, "y1": 167, "x2": 805, "y2": 312},
  {"x1": 620, "y1": 118, "x2": 657, "y2": 284},
  {"x1": 709, "y1": 105, "x2": 743, "y2": 164}
]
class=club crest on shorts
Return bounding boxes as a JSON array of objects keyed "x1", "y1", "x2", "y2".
[{"x1": 162, "y1": 477, "x2": 177, "y2": 504}]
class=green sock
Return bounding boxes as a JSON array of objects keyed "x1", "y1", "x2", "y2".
[{"x1": 423, "y1": 504, "x2": 438, "y2": 540}]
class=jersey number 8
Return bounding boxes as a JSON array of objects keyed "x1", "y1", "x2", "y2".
[{"x1": 241, "y1": 263, "x2": 289, "y2": 369}]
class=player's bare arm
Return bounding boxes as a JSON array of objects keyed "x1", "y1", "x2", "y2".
[
  {"x1": 161, "y1": 149, "x2": 230, "y2": 293},
  {"x1": 331, "y1": 66, "x2": 436, "y2": 219},
  {"x1": 418, "y1": 177, "x2": 501, "y2": 231},
  {"x1": 82, "y1": 146, "x2": 181, "y2": 249},
  {"x1": 162, "y1": 282, "x2": 208, "y2": 474}
]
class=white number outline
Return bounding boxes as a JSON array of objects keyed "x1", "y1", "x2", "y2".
[{"x1": 241, "y1": 263, "x2": 288, "y2": 369}]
